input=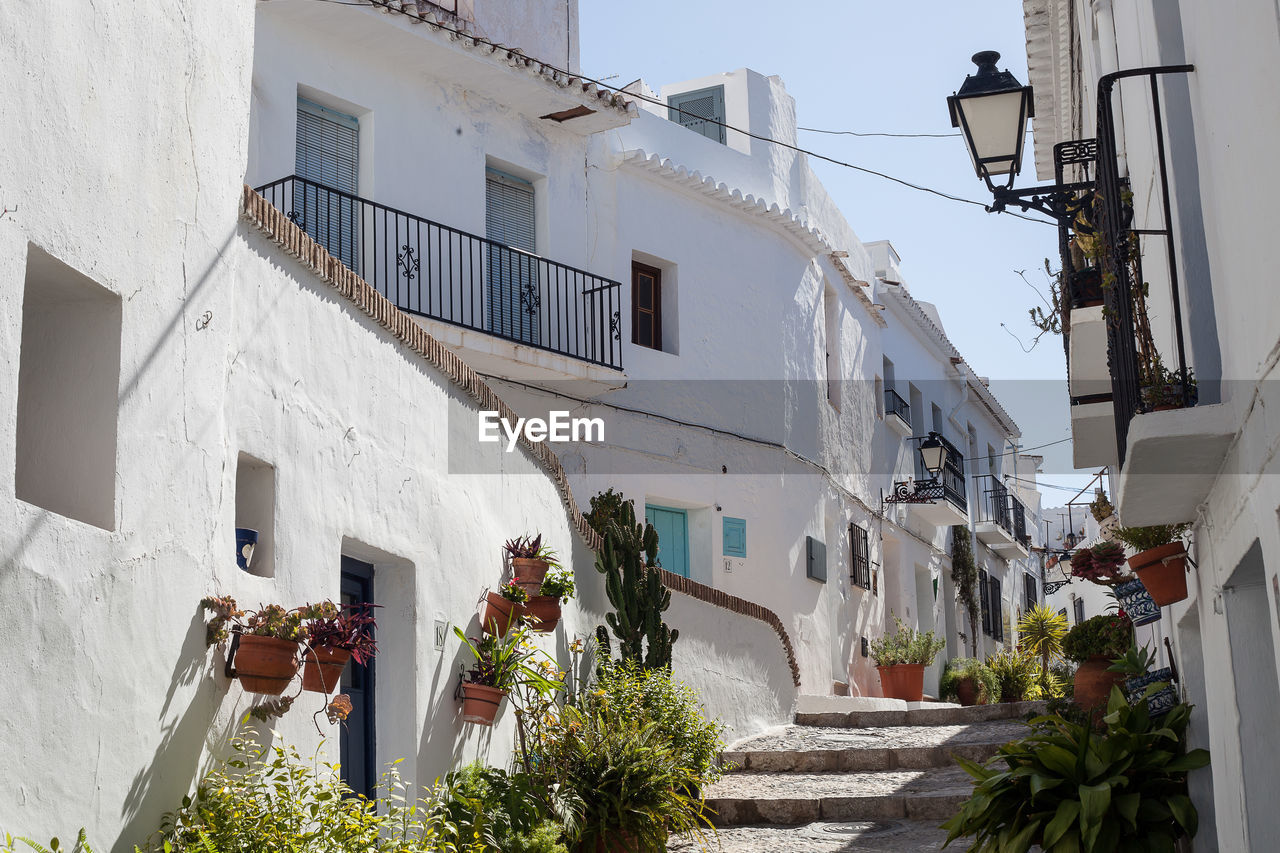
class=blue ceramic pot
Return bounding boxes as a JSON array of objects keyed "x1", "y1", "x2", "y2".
[
  {"x1": 235, "y1": 527, "x2": 259, "y2": 572},
  {"x1": 1125, "y1": 667, "x2": 1178, "y2": 716},
  {"x1": 1115, "y1": 578, "x2": 1161, "y2": 626}
]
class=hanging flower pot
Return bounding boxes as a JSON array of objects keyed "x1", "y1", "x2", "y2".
[
  {"x1": 1125, "y1": 667, "x2": 1178, "y2": 717},
  {"x1": 877, "y1": 664, "x2": 925, "y2": 702},
  {"x1": 481, "y1": 592, "x2": 522, "y2": 636},
  {"x1": 1114, "y1": 578, "x2": 1161, "y2": 626},
  {"x1": 1128, "y1": 543, "x2": 1189, "y2": 606},
  {"x1": 1073, "y1": 656, "x2": 1127, "y2": 709},
  {"x1": 301, "y1": 645, "x2": 352, "y2": 693},
  {"x1": 511, "y1": 557, "x2": 550, "y2": 585},
  {"x1": 232, "y1": 634, "x2": 300, "y2": 695},
  {"x1": 523, "y1": 595, "x2": 562, "y2": 633},
  {"x1": 235, "y1": 528, "x2": 258, "y2": 572},
  {"x1": 459, "y1": 682, "x2": 506, "y2": 725}
]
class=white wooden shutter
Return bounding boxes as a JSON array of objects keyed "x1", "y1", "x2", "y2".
[
  {"x1": 668, "y1": 85, "x2": 726, "y2": 144},
  {"x1": 296, "y1": 98, "x2": 359, "y2": 270},
  {"x1": 485, "y1": 170, "x2": 538, "y2": 344}
]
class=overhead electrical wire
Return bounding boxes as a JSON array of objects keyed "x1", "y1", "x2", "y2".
[{"x1": 302, "y1": 0, "x2": 1055, "y2": 226}]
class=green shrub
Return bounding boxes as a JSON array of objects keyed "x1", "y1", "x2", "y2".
[
  {"x1": 140, "y1": 736, "x2": 474, "y2": 852},
  {"x1": 870, "y1": 616, "x2": 946, "y2": 667},
  {"x1": 939, "y1": 657, "x2": 998, "y2": 704},
  {"x1": 1112, "y1": 524, "x2": 1189, "y2": 553},
  {"x1": 986, "y1": 649, "x2": 1040, "y2": 702},
  {"x1": 1062, "y1": 614, "x2": 1133, "y2": 664},
  {"x1": 943, "y1": 690, "x2": 1210, "y2": 851},
  {"x1": 438, "y1": 764, "x2": 566, "y2": 853}
]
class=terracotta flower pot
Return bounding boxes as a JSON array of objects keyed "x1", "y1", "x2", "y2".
[
  {"x1": 1073, "y1": 656, "x2": 1127, "y2": 709},
  {"x1": 955, "y1": 677, "x2": 981, "y2": 707},
  {"x1": 233, "y1": 634, "x2": 300, "y2": 695},
  {"x1": 514, "y1": 578, "x2": 543, "y2": 597},
  {"x1": 482, "y1": 592, "x2": 523, "y2": 636},
  {"x1": 1128, "y1": 543, "x2": 1188, "y2": 606},
  {"x1": 524, "y1": 595, "x2": 562, "y2": 633},
  {"x1": 460, "y1": 682, "x2": 506, "y2": 725},
  {"x1": 877, "y1": 664, "x2": 925, "y2": 701},
  {"x1": 511, "y1": 557, "x2": 550, "y2": 585},
  {"x1": 301, "y1": 646, "x2": 352, "y2": 693}
]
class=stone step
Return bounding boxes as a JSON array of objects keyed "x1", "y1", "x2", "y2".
[
  {"x1": 722, "y1": 720, "x2": 1026, "y2": 773},
  {"x1": 704, "y1": 766, "x2": 975, "y2": 826},
  {"x1": 795, "y1": 699, "x2": 1047, "y2": 728},
  {"x1": 667, "y1": 818, "x2": 952, "y2": 851}
]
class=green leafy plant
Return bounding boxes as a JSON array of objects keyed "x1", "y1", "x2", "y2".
[
  {"x1": 950, "y1": 526, "x2": 980, "y2": 656},
  {"x1": 538, "y1": 567, "x2": 576, "y2": 603},
  {"x1": 498, "y1": 580, "x2": 529, "y2": 605},
  {"x1": 300, "y1": 600, "x2": 379, "y2": 665},
  {"x1": 140, "y1": 736, "x2": 475, "y2": 852},
  {"x1": 454, "y1": 623, "x2": 561, "y2": 693},
  {"x1": 582, "y1": 488, "x2": 628, "y2": 536},
  {"x1": 1, "y1": 830, "x2": 96, "y2": 853},
  {"x1": 1063, "y1": 614, "x2": 1134, "y2": 664},
  {"x1": 987, "y1": 649, "x2": 1040, "y2": 702},
  {"x1": 438, "y1": 764, "x2": 567, "y2": 853},
  {"x1": 1018, "y1": 604, "x2": 1069, "y2": 696},
  {"x1": 1141, "y1": 363, "x2": 1197, "y2": 410},
  {"x1": 1111, "y1": 524, "x2": 1190, "y2": 554},
  {"x1": 1107, "y1": 643, "x2": 1159, "y2": 678},
  {"x1": 591, "y1": 492, "x2": 678, "y2": 671},
  {"x1": 939, "y1": 657, "x2": 999, "y2": 705},
  {"x1": 942, "y1": 690, "x2": 1210, "y2": 851},
  {"x1": 870, "y1": 616, "x2": 946, "y2": 667}
]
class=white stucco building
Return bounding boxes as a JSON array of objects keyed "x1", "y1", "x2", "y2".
[
  {"x1": 0, "y1": 0, "x2": 1056, "y2": 843},
  {"x1": 1020, "y1": 0, "x2": 1280, "y2": 847}
]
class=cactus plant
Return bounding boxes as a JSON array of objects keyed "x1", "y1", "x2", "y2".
[{"x1": 591, "y1": 493, "x2": 679, "y2": 671}]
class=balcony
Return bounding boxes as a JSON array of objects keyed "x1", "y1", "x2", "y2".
[
  {"x1": 256, "y1": 176, "x2": 624, "y2": 376},
  {"x1": 885, "y1": 434, "x2": 969, "y2": 528},
  {"x1": 973, "y1": 475, "x2": 1030, "y2": 559},
  {"x1": 884, "y1": 388, "x2": 912, "y2": 437}
]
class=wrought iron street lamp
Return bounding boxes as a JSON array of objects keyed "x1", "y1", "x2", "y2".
[
  {"x1": 947, "y1": 51, "x2": 1093, "y2": 222},
  {"x1": 919, "y1": 432, "x2": 947, "y2": 481}
]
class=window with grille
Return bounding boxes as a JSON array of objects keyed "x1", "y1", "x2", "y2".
[
  {"x1": 1073, "y1": 598, "x2": 1085, "y2": 624},
  {"x1": 296, "y1": 98, "x2": 360, "y2": 270},
  {"x1": 850, "y1": 523, "x2": 870, "y2": 590},
  {"x1": 1024, "y1": 572, "x2": 1038, "y2": 612},
  {"x1": 668, "y1": 85, "x2": 726, "y2": 144},
  {"x1": 980, "y1": 569, "x2": 991, "y2": 636},
  {"x1": 631, "y1": 261, "x2": 662, "y2": 350},
  {"x1": 990, "y1": 575, "x2": 1004, "y2": 641}
]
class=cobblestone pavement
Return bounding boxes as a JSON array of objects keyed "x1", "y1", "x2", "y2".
[{"x1": 668, "y1": 819, "x2": 952, "y2": 851}]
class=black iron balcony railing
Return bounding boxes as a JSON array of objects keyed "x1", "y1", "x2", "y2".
[
  {"x1": 885, "y1": 387, "x2": 910, "y2": 424},
  {"x1": 256, "y1": 176, "x2": 624, "y2": 370},
  {"x1": 908, "y1": 433, "x2": 967, "y2": 512},
  {"x1": 974, "y1": 474, "x2": 1013, "y2": 535}
]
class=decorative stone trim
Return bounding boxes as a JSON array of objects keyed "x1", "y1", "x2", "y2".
[
  {"x1": 660, "y1": 569, "x2": 801, "y2": 688},
  {"x1": 240, "y1": 184, "x2": 801, "y2": 687}
]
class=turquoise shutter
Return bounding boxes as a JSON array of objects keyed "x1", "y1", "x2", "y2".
[
  {"x1": 296, "y1": 98, "x2": 360, "y2": 271},
  {"x1": 723, "y1": 517, "x2": 746, "y2": 557},
  {"x1": 645, "y1": 505, "x2": 689, "y2": 578},
  {"x1": 485, "y1": 169, "x2": 539, "y2": 345},
  {"x1": 668, "y1": 86, "x2": 726, "y2": 144}
]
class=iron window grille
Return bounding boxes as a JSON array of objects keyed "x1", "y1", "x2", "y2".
[{"x1": 850, "y1": 523, "x2": 871, "y2": 590}]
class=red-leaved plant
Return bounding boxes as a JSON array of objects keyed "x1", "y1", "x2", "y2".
[{"x1": 301, "y1": 600, "x2": 379, "y2": 666}]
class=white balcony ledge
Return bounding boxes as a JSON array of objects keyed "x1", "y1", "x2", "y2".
[
  {"x1": 975, "y1": 523, "x2": 1029, "y2": 559},
  {"x1": 1069, "y1": 306, "x2": 1110, "y2": 398},
  {"x1": 1116, "y1": 403, "x2": 1236, "y2": 526},
  {"x1": 886, "y1": 410, "x2": 913, "y2": 438},
  {"x1": 909, "y1": 497, "x2": 970, "y2": 529},
  {"x1": 1072, "y1": 400, "x2": 1119, "y2": 468}
]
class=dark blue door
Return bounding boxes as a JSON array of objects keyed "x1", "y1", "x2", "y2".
[{"x1": 340, "y1": 556, "x2": 375, "y2": 799}]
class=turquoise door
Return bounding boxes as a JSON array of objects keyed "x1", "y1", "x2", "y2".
[{"x1": 645, "y1": 505, "x2": 689, "y2": 578}]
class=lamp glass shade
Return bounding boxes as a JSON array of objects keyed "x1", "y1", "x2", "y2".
[
  {"x1": 947, "y1": 51, "x2": 1034, "y2": 186},
  {"x1": 919, "y1": 435, "x2": 946, "y2": 478}
]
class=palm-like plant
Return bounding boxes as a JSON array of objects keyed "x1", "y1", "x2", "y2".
[{"x1": 1018, "y1": 604, "x2": 1068, "y2": 697}]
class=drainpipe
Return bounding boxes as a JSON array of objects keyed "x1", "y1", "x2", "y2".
[{"x1": 1091, "y1": 0, "x2": 1128, "y2": 174}]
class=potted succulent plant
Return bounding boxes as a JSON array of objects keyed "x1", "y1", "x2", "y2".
[
  {"x1": 525, "y1": 566, "x2": 575, "y2": 633},
  {"x1": 1113, "y1": 524, "x2": 1191, "y2": 606},
  {"x1": 870, "y1": 616, "x2": 946, "y2": 701},
  {"x1": 482, "y1": 581, "x2": 528, "y2": 637},
  {"x1": 505, "y1": 534, "x2": 551, "y2": 589},
  {"x1": 453, "y1": 622, "x2": 557, "y2": 726},
  {"x1": 1109, "y1": 643, "x2": 1179, "y2": 717},
  {"x1": 202, "y1": 596, "x2": 304, "y2": 696},
  {"x1": 1068, "y1": 541, "x2": 1129, "y2": 586},
  {"x1": 1062, "y1": 613, "x2": 1133, "y2": 709},
  {"x1": 1089, "y1": 492, "x2": 1114, "y2": 524},
  {"x1": 939, "y1": 657, "x2": 998, "y2": 706},
  {"x1": 299, "y1": 600, "x2": 379, "y2": 694}
]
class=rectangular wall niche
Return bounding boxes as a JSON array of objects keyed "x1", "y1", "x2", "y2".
[
  {"x1": 15, "y1": 245, "x2": 122, "y2": 530},
  {"x1": 235, "y1": 453, "x2": 277, "y2": 577}
]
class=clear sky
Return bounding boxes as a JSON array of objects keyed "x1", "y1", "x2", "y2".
[{"x1": 580, "y1": 0, "x2": 1099, "y2": 501}]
